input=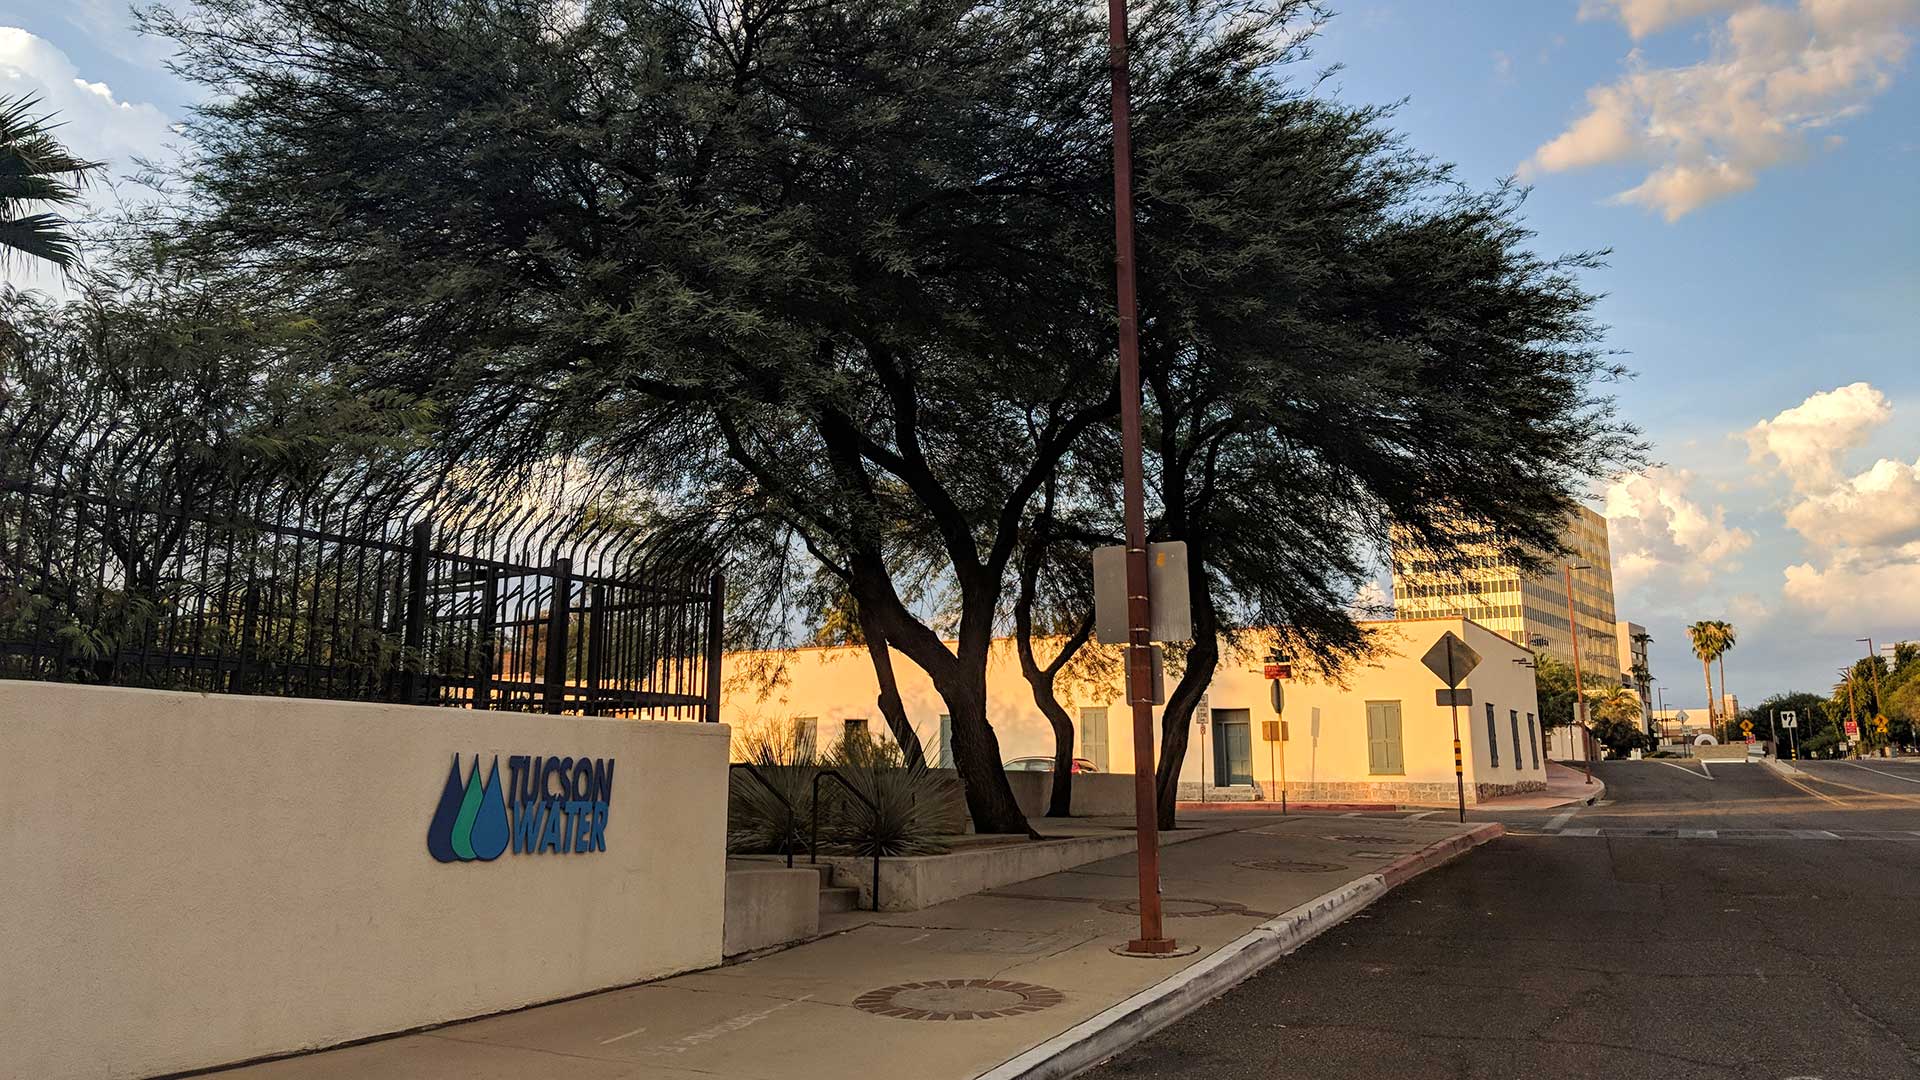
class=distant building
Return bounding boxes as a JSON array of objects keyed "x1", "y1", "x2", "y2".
[
  {"x1": 1389, "y1": 505, "x2": 1622, "y2": 686},
  {"x1": 1616, "y1": 620, "x2": 1653, "y2": 725}
]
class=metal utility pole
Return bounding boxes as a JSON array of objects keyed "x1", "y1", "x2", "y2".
[
  {"x1": 1107, "y1": 0, "x2": 1172, "y2": 957},
  {"x1": 1859, "y1": 637, "x2": 1886, "y2": 757},
  {"x1": 1563, "y1": 563, "x2": 1593, "y2": 782}
]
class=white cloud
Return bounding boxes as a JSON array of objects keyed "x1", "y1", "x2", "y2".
[
  {"x1": 1529, "y1": 0, "x2": 1920, "y2": 219},
  {"x1": 1605, "y1": 467, "x2": 1754, "y2": 587},
  {"x1": 1581, "y1": 0, "x2": 1751, "y2": 38},
  {"x1": 1746, "y1": 381, "x2": 1892, "y2": 491},
  {"x1": 1785, "y1": 456, "x2": 1920, "y2": 548},
  {"x1": 1784, "y1": 541, "x2": 1920, "y2": 624},
  {"x1": 0, "y1": 27, "x2": 176, "y2": 192}
]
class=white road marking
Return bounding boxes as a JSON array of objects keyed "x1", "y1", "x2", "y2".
[
  {"x1": 600, "y1": 1026, "x2": 649, "y2": 1045},
  {"x1": 1559, "y1": 827, "x2": 1602, "y2": 837},
  {"x1": 1406, "y1": 810, "x2": 1439, "y2": 820},
  {"x1": 1678, "y1": 829, "x2": 1716, "y2": 839},
  {"x1": 1544, "y1": 809, "x2": 1580, "y2": 831},
  {"x1": 634, "y1": 995, "x2": 814, "y2": 1055},
  {"x1": 1341, "y1": 811, "x2": 1363, "y2": 818},
  {"x1": 1840, "y1": 761, "x2": 1920, "y2": 785},
  {"x1": 1656, "y1": 760, "x2": 1712, "y2": 779},
  {"x1": 1790, "y1": 830, "x2": 1841, "y2": 840}
]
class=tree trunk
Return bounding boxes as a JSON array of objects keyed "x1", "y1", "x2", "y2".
[
  {"x1": 847, "y1": 566, "x2": 1032, "y2": 835},
  {"x1": 1153, "y1": 547, "x2": 1219, "y2": 831},
  {"x1": 1717, "y1": 656, "x2": 1728, "y2": 736},
  {"x1": 1702, "y1": 658, "x2": 1717, "y2": 737},
  {"x1": 855, "y1": 603, "x2": 926, "y2": 769}
]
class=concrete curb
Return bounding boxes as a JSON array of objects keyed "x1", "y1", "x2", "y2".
[
  {"x1": 974, "y1": 823, "x2": 1506, "y2": 1080},
  {"x1": 1763, "y1": 757, "x2": 1807, "y2": 778}
]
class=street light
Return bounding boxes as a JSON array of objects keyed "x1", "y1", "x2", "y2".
[
  {"x1": 1858, "y1": 637, "x2": 1886, "y2": 759},
  {"x1": 1563, "y1": 562, "x2": 1594, "y2": 782}
]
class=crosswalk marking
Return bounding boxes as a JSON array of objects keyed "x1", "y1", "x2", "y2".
[{"x1": 1511, "y1": 826, "x2": 1916, "y2": 841}]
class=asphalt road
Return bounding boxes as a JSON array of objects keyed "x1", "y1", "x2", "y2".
[{"x1": 1083, "y1": 760, "x2": 1920, "y2": 1080}]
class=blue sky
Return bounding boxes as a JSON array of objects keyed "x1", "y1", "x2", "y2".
[{"x1": 4, "y1": 0, "x2": 1917, "y2": 705}]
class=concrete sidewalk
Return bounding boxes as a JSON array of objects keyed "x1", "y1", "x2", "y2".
[
  {"x1": 1473, "y1": 760, "x2": 1606, "y2": 811},
  {"x1": 199, "y1": 812, "x2": 1499, "y2": 1080}
]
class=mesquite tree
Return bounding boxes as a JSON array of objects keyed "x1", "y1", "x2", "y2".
[{"x1": 147, "y1": 0, "x2": 1633, "y2": 833}]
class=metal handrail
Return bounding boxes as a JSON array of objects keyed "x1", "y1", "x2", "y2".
[
  {"x1": 811, "y1": 770, "x2": 882, "y2": 912},
  {"x1": 728, "y1": 763, "x2": 799, "y2": 868}
]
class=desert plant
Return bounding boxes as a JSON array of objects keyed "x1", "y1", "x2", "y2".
[{"x1": 820, "y1": 755, "x2": 963, "y2": 858}]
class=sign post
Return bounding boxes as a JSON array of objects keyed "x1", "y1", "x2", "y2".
[
  {"x1": 1421, "y1": 631, "x2": 1482, "y2": 823},
  {"x1": 1265, "y1": 670, "x2": 1288, "y2": 814}
]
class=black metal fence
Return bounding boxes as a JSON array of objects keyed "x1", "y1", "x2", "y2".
[{"x1": 1, "y1": 426, "x2": 722, "y2": 720}]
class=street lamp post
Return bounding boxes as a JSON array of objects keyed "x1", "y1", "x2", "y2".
[
  {"x1": 1563, "y1": 563, "x2": 1593, "y2": 782},
  {"x1": 1858, "y1": 637, "x2": 1885, "y2": 758},
  {"x1": 1106, "y1": 0, "x2": 1173, "y2": 957}
]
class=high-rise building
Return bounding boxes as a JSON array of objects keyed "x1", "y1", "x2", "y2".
[
  {"x1": 1617, "y1": 620, "x2": 1652, "y2": 727},
  {"x1": 1389, "y1": 505, "x2": 1621, "y2": 685}
]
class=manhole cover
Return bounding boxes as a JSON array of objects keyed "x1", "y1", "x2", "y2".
[
  {"x1": 853, "y1": 979, "x2": 1063, "y2": 1020},
  {"x1": 1235, "y1": 858, "x2": 1350, "y2": 874},
  {"x1": 1098, "y1": 897, "x2": 1256, "y2": 918},
  {"x1": 1322, "y1": 834, "x2": 1414, "y2": 845}
]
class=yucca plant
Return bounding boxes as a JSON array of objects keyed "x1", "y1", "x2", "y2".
[
  {"x1": 820, "y1": 744, "x2": 963, "y2": 857},
  {"x1": 726, "y1": 716, "x2": 819, "y2": 856}
]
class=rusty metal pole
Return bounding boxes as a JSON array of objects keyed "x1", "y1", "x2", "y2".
[
  {"x1": 1108, "y1": 0, "x2": 1172, "y2": 956},
  {"x1": 1564, "y1": 564, "x2": 1592, "y2": 783}
]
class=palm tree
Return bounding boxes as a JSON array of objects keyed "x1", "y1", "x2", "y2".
[
  {"x1": 0, "y1": 95, "x2": 100, "y2": 269},
  {"x1": 1687, "y1": 620, "x2": 1725, "y2": 734},
  {"x1": 1712, "y1": 620, "x2": 1737, "y2": 732}
]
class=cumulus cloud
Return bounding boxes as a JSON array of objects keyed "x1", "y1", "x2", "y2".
[
  {"x1": 1785, "y1": 456, "x2": 1920, "y2": 548},
  {"x1": 1784, "y1": 542, "x2": 1920, "y2": 624},
  {"x1": 1581, "y1": 0, "x2": 1751, "y2": 38},
  {"x1": 1528, "y1": 0, "x2": 1920, "y2": 219},
  {"x1": 1746, "y1": 381, "x2": 1892, "y2": 491},
  {"x1": 0, "y1": 28, "x2": 176, "y2": 196},
  {"x1": 1604, "y1": 467, "x2": 1754, "y2": 587}
]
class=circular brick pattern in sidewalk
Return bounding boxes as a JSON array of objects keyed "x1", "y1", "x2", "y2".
[
  {"x1": 1098, "y1": 897, "x2": 1256, "y2": 918},
  {"x1": 1234, "y1": 858, "x2": 1350, "y2": 874},
  {"x1": 853, "y1": 979, "x2": 1064, "y2": 1021}
]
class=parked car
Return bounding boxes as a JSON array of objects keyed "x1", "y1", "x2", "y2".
[{"x1": 1003, "y1": 755, "x2": 1098, "y2": 773}]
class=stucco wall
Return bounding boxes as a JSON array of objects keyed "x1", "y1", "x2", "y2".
[
  {"x1": 0, "y1": 681, "x2": 729, "y2": 1080},
  {"x1": 722, "y1": 617, "x2": 1546, "y2": 809}
]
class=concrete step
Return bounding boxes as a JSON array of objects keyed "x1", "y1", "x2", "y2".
[{"x1": 819, "y1": 886, "x2": 862, "y2": 914}]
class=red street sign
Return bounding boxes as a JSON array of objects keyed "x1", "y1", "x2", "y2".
[
  {"x1": 1844, "y1": 720, "x2": 1860, "y2": 737},
  {"x1": 1263, "y1": 662, "x2": 1292, "y2": 680},
  {"x1": 1744, "y1": 736, "x2": 1756, "y2": 745}
]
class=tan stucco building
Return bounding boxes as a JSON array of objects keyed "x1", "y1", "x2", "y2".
[{"x1": 721, "y1": 617, "x2": 1547, "y2": 807}]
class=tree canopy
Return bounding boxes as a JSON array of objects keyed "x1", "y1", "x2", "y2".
[{"x1": 141, "y1": 0, "x2": 1638, "y2": 832}]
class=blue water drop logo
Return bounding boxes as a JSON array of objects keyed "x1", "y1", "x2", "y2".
[
  {"x1": 469, "y1": 759, "x2": 511, "y2": 861},
  {"x1": 426, "y1": 755, "x2": 466, "y2": 863}
]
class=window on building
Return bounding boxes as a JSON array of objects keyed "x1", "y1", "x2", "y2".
[
  {"x1": 1510, "y1": 709, "x2": 1522, "y2": 770},
  {"x1": 937, "y1": 714, "x2": 953, "y2": 768},
  {"x1": 1527, "y1": 713, "x2": 1539, "y2": 769},
  {"x1": 1079, "y1": 706, "x2": 1110, "y2": 771},
  {"x1": 843, "y1": 717, "x2": 868, "y2": 747},
  {"x1": 794, "y1": 716, "x2": 818, "y2": 760},
  {"x1": 1366, "y1": 701, "x2": 1404, "y2": 775},
  {"x1": 1484, "y1": 702, "x2": 1499, "y2": 768}
]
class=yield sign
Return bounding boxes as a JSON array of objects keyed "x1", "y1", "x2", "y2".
[{"x1": 1421, "y1": 631, "x2": 1482, "y2": 689}]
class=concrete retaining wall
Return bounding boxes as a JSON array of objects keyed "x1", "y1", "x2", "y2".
[
  {"x1": 1008, "y1": 770, "x2": 1138, "y2": 818},
  {"x1": 0, "y1": 681, "x2": 730, "y2": 1080},
  {"x1": 723, "y1": 866, "x2": 820, "y2": 956}
]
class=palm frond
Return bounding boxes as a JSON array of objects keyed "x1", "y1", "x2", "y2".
[{"x1": 0, "y1": 214, "x2": 83, "y2": 269}]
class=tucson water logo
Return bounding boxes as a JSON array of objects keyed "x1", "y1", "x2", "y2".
[{"x1": 427, "y1": 754, "x2": 616, "y2": 863}]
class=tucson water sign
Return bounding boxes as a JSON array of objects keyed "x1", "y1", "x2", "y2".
[{"x1": 427, "y1": 755, "x2": 616, "y2": 862}]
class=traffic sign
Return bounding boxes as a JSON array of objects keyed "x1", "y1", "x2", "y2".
[
  {"x1": 1875, "y1": 715, "x2": 1890, "y2": 734},
  {"x1": 1780, "y1": 711, "x2": 1798, "y2": 729},
  {"x1": 1436, "y1": 688, "x2": 1474, "y2": 707},
  {"x1": 1745, "y1": 736, "x2": 1756, "y2": 745},
  {"x1": 1092, "y1": 541, "x2": 1192, "y2": 643},
  {"x1": 1263, "y1": 662, "x2": 1293, "y2": 680},
  {"x1": 1268, "y1": 680, "x2": 1284, "y2": 714},
  {"x1": 1262, "y1": 720, "x2": 1287, "y2": 741},
  {"x1": 1420, "y1": 632, "x2": 1481, "y2": 689},
  {"x1": 1845, "y1": 719, "x2": 1860, "y2": 738},
  {"x1": 1740, "y1": 719, "x2": 1754, "y2": 737}
]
